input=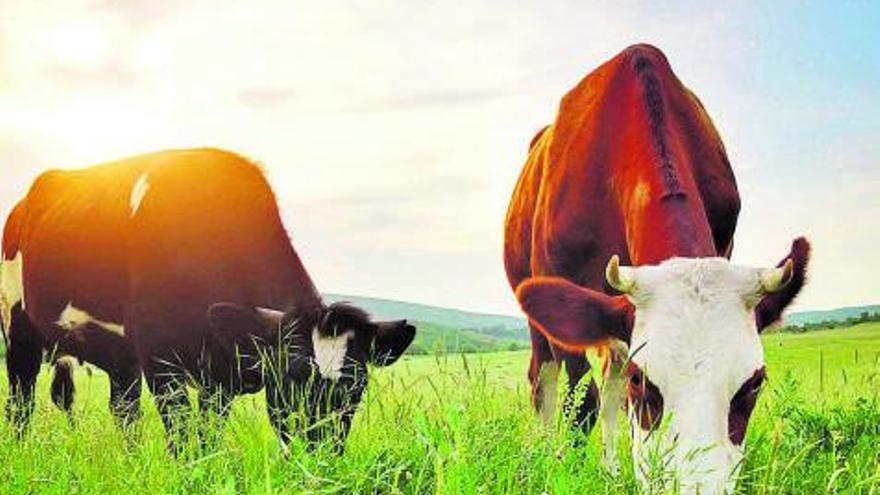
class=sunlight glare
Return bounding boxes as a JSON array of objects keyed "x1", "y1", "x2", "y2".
[{"x1": 47, "y1": 21, "x2": 112, "y2": 71}]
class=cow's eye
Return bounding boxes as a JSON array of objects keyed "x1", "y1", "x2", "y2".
[
  {"x1": 749, "y1": 374, "x2": 765, "y2": 393},
  {"x1": 728, "y1": 366, "x2": 767, "y2": 445},
  {"x1": 630, "y1": 370, "x2": 642, "y2": 387},
  {"x1": 626, "y1": 364, "x2": 663, "y2": 431}
]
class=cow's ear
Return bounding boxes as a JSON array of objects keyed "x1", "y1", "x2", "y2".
[
  {"x1": 371, "y1": 320, "x2": 416, "y2": 366},
  {"x1": 206, "y1": 302, "x2": 283, "y2": 350},
  {"x1": 516, "y1": 277, "x2": 633, "y2": 350},
  {"x1": 755, "y1": 237, "x2": 811, "y2": 332}
]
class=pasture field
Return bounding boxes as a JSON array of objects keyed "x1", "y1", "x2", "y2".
[{"x1": 0, "y1": 323, "x2": 878, "y2": 494}]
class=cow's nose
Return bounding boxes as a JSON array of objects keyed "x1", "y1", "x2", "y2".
[{"x1": 675, "y1": 446, "x2": 736, "y2": 495}]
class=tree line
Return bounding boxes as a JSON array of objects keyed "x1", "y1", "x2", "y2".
[{"x1": 777, "y1": 311, "x2": 880, "y2": 333}]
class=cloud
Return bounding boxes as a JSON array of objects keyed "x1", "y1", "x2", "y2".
[
  {"x1": 237, "y1": 88, "x2": 297, "y2": 108},
  {"x1": 355, "y1": 88, "x2": 517, "y2": 113}
]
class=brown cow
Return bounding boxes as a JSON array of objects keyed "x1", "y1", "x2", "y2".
[
  {"x1": 504, "y1": 45, "x2": 809, "y2": 494},
  {"x1": 1, "y1": 148, "x2": 416, "y2": 451}
]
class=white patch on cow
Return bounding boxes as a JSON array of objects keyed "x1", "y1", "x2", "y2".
[
  {"x1": 624, "y1": 257, "x2": 766, "y2": 495},
  {"x1": 130, "y1": 173, "x2": 150, "y2": 217},
  {"x1": 535, "y1": 361, "x2": 559, "y2": 424},
  {"x1": 56, "y1": 302, "x2": 125, "y2": 336},
  {"x1": 312, "y1": 328, "x2": 353, "y2": 380},
  {"x1": 0, "y1": 251, "x2": 24, "y2": 335}
]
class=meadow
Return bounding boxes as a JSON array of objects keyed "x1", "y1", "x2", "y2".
[{"x1": 0, "y1": 323, "x2": 878, "y2": 494}]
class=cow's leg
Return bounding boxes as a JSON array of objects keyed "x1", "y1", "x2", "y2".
[
  {"x1": 197, "y1": 385, "x2": 232, "y2": 450},
  {"x1": 598, "y1": 342, "x2": 628, "y2": 473},
  {"x1": 266, "y1": 375, "x2": 295, "y2": 453},
  {"x1": 4, "y1": 305, "x2": 43, "y2": 436},
  {"x1": 109, "y1": 366, "x2": 143, "y2": 429},
  {"x1": 334, "y1": 408, "x2": 356, "y2": 454},
  {"x1": 50, "y1": 355, "x2": 77, "y2": 420},
  {"x1": 558, "y1": 349, "x2": 600, "y2": 436},
  {"x1": 302, "y1": 381, "x2": 362, "y2": 454},
  {"x1": 146, "y1": 370, "x2": 192, "y2": 455},
  {"x1": 527, "y1": 324, "x2": 558, "y2": 424},
  {"x1": 55, "y1": 322, "x2": 143, "y2": 429}
]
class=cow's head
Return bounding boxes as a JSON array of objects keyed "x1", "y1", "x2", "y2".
[
  {"x1": 206, "y1": 301, "x2": 415, "y2": 450},
  {"x1": 516, "y1": 238, "x2": 809, "y2": 494}
]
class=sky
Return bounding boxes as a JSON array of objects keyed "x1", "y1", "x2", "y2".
[{"x1": 0, "y1": 1, "x2": 877, "y2": 316}]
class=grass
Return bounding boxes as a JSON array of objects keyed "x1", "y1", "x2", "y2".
[{"x1": 0, "y1": 323, "x2": 878, "y2": 494}]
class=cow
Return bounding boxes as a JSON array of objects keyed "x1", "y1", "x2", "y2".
[
  {"x1": 504, "y1": 44, "x2": 809, "y2": 494},
  {"x1": 0, "y1": 148, "x2": 416, "y2": 451}
]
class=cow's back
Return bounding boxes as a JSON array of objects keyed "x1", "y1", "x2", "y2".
[{"x1": 504, "y1": 44, "x2": 740, "y2": 293}]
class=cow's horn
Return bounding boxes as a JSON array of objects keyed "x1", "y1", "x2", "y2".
[
  {"x1": 760, "y1": 259, "x2": 794, "y2": 294},
  {"x1": 606, "y1": 255, "x2": 636, "y2": 294}
]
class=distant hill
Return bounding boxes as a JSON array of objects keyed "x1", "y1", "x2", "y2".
[
  {"x1": 324, "y1": 293, "x2": 529, "y2": 354},
  {"x1": 784, "y1": 305, "x2": 880, "y2": 327},
  {"x1": 326, "y1": 294, "x2": 880, "y2": 352}
]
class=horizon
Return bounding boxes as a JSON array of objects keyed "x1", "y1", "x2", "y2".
[
  {"x1": 1, "y1": 2, "x2": 877, "y2": 316},
  {"x1": 326, "y1": 291, "x2": 879, "y2": 319}
]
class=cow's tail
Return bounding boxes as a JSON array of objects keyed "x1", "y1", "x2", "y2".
[{"x1": 50, "y1": 355, "x2": 78, "y2": 414}]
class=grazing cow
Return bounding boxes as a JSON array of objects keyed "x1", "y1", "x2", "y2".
[
  {"x1": 504, "y1": 44, "x2": 809, "y2": 494},
  {"x1": 1, "y1": 148, "x2": 416, "y2": 450}
]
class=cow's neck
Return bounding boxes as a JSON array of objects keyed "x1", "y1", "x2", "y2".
[
  {"x1": 278, "y1": 242, "x2": 324, "y2": 313},
  {"x1": 618, "y1": 179, "x2": 717, "y2": 265},
  {"x1": 605, "y1": 47, "x2": 720, "y2": 266}
]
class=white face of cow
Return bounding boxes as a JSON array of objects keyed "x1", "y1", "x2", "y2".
[
  {"x1": 516, "y1": 241, "x2": 807, "y2": 495},
  {"x1": 616, "y1": 257, "x2": 782, "y2": 495}
]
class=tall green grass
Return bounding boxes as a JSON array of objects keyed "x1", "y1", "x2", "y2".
[{"x1": 0, "y1": 323, "x2": 878, "y2": 494}]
